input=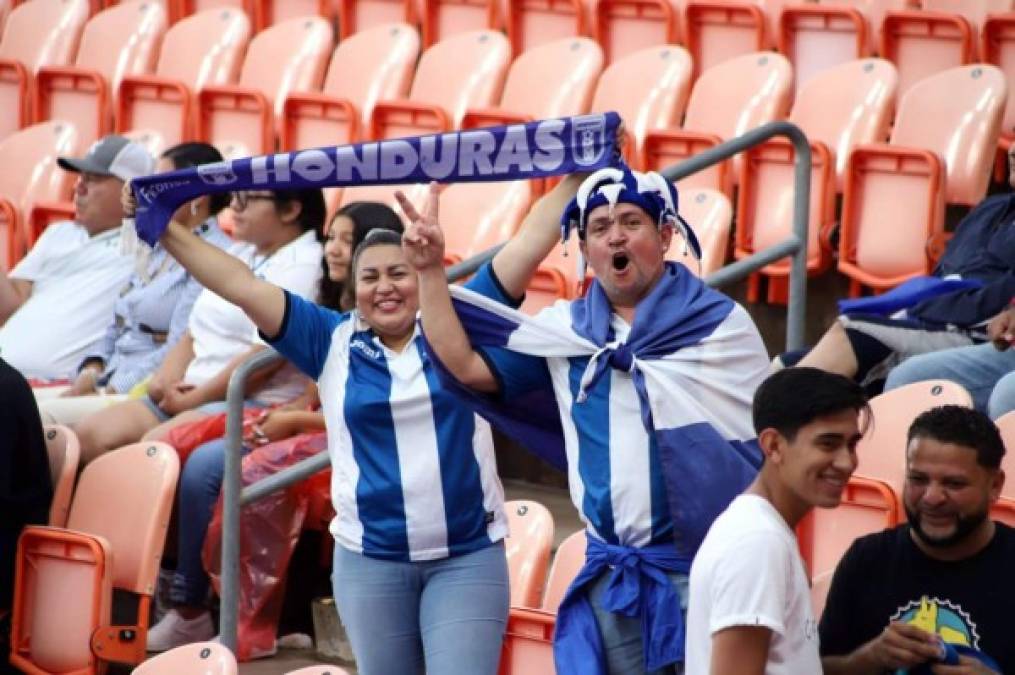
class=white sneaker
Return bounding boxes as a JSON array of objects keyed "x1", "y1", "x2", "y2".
[{"x1": 146, "y1": 609, "x2": 215, "y2": 652}]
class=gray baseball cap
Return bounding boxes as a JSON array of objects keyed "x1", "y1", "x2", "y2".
[{"x1": 57, "y1": 135, "x2": 155, "y2": 182}]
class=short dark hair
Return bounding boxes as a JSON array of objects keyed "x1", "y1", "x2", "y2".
[
  {"x1": 272, "y1": 187, "x2": 326, "y2": 235},
  {"x1": 753, "y1": 367, "x2": 870, "y2": 441},
  {"x1": 907, "y1": 405, "x2": 1006, "y2": 469},
  {"x1": 160, "y1": 142, "x2": 230, "y2": 215}
]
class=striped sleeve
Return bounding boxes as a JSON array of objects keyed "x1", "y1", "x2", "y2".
[{"x1": 263, "y1": 291, "x2": 349, "y2": 380}]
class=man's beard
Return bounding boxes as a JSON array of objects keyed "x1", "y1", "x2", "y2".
[{"x1": 905, "y1": 504, "x2": 989, "y2": 549}]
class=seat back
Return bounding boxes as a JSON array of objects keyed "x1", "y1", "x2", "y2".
[
  {"x1": 237, "y1": 15, "x2": 333, "y2": 119},
  {"x1": 881, "y1": 9, "x2": 974, "y2": 99},
  {"x1": 921, "y1": 0, "x2": 1013, "y2": 38},
  {"x1": 0, "y1": 0, "x2": 90, "y2": 72},
  {"x1": 132, "y1": 641, "x2": 238, "y2": 674},
  {"x1": 338, "y1": 0, "x2": 413, "y2": 38},
  {"x1": 595, "y1": 0, "x2": 678, "y2": 65},
  {"x1": 44, "y1": 425, "x2": 80, "y2": 528},
  {"x1": 684, "y1": 0, "x2": 766, "y2": 79},
  {"x1": 797, "y1": 476, "x2": 898, "y2": 578},
  {"x1": 890, "y1": 64, "x2": 1006, "y2": 205},
  {"x1": 504, "y1": 500, "x2": 555, "y2": 607},
  {"x1": 819, "y1": 0, "x2": 910, "y2": 51},
  {"x1": 155, "y1": 8, "x2": 250, "y2": 89},
  {"x1": 791, "y1": 58, "x2": 897, "y2": 185},
  {"x1": 497, "y1": 37, "x2": 603, "y2": 118},
  {"x1": 520, "y1": 265, "x2": 571, "y2": 315},
  {"x1": 0, "y1": 120, "x2": 79, "y2": 266},
  {"x1": 778, "y1": 5, "x2": 869, "y2": 94},
  {"x1": 407, "y1": 29, "x2": 511, "y2": 127},
  {"x1": 321, "y1": 22, "x2": 419, "y2": 128},
  {"x1": 66, "y1": 441, "x2": 180, "y2": 593},
  {"x1": 257, "y1": 0, "x2": 333, "y2": 30},
  {"x1": 673, "y1": 187, "x2": 731, "y2": 277},
  {"x1": 855, "y1": 380, "x2": 973, "y2": 496},
  {"x1": 983, "y1": 14, "x2": 1015, "y2": 138},
  {"x1": 71, "y1": 1, "x2": 166, "y2": 92},
  {"x1": 505, "y1": 0, "x2": 584, "y2": 56},
  {"x1": 541, "y1": 529, "x2": 586, "y2": 611},
  {"x1": 993, "y1": 409, "x2": 1015, "y2": 501},
  {"x1": 441, "y1": 180, "x2": 532, "y2": 260},
  {"x1": 283, "y1": 666, "x2": 352, "y2": 675},
  {"x1": 422, "y1": 0, "x2": 496, "y2": 47},
  {"x1": 589, "y1": 45, "x2": 692, "y2": 158}
]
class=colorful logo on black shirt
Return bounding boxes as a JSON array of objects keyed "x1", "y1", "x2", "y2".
[{"x1": 892, "y1": 596, "x2": 979, "y2": 649}]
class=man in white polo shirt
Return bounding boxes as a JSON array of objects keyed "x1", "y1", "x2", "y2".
[{"x1": 0, "y1": 135, "x2": 155, "y2": 380}]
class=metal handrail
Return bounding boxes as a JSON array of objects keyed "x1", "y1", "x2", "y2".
[{"x1": 218, "y1": 120, "x2": 812, "y2": 650}]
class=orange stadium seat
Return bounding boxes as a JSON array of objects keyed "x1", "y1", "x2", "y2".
[
  {"x1": 982, "y1": 12, "x2": 1015, "y2": 177},
  {"x1": 993, "y1": 410, "x2": 1015, "y2": 501},
  {"x1": 684, "y1": 0, "x2": 766, "y2": 79},
  {"x1": 0, "y1": 0, "x2": 90, "y2": 142},
  {"x1": 131, "y1": 642, "x2": 238, "y2": 674},
  {"x1": 283, "y1": 667, "x2": 353, "y2": 675},
  {"x1": 504, "y1": 500, "x2": 555, "y2": 608},
  {"x1": 853, "y1": 380, "x2": 972, "y2": 498},
  {"x1": 992, "y1": 497, "x2": 1015, "y2": 527},
  {"x1": 735, "y1": 58, "x2": 897, "y2": 303},
  {"x1": 281, "y1": 22, "x2": 419, "y2": 151},
  {"x1": 338, "y1": 0, "x2": 414, "y2": 38},
  {"x1": 588, "y1": 45, "x2": 692, "y2": 166},
  {"x1": 34, "y1": 1, "x2": 166, "y2": 149},
  {"x1": 44, "y1": 425, "x2": 80, "y2": 529},
  {"x1": 796, "y1": 475, "x2": 898, "y2": 578},
  {"x1": 9, "y1": 442, "x2": 179, "y2": 674},
  {"x1": 880, "y1": 8, "x2": 974, "y2": 99},
  {"x1": 642, "y1": 51, "x2": 793, "y2": 196},
  {"x1": 251, "y1": 0, "x2": 335, "y2": 31},
  {"x1": 778, "y1": 4, "x2": 870, "y2": 93},
  {"x1": 519, "y1": 265, "x2": 572, "y2": 314},
  {"x1": 505, "y1": 0, "x2": 584, "y2": 56},
  {"x1": 674, "y1": 186, "x2": 732, "y2": 277},
  {"x1": 197, "y1": 16, "x2": 333, "y2": 158},
  {"x1": 339, "y1": 29, "x2": 510, "y2": 210},
  {"x1": 922, "y1": 0, "x2": 1013, "y2": 56},
  {"x1": 0, "y1": 120, "x2": 79, "y2": 268},
  {"x1": 838, "y1": 64, "x2": 1005, "y2": 293},
  {"x1": 115, "y1": 7, "x2": 250, "y2": 157},
  {"x1": 818, "y1": 0, "x2": 912, "y2": 53},
  {"x1": 540, "y1": 529, "x2": 585, "y2": 612},
  {"x1": 422, "y1": 0, "x2": 497, "y2": 47},
  {"x1": 593, "y1": 0, "x2": 678, "y2": 65}
]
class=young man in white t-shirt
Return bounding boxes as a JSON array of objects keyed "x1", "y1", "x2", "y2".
[
  {"x1": 0, "y1": 135, "x2": 154, "y2": 378},
  {"x1": 685, "y1": 367, "x2": 870, "y2": 675}
]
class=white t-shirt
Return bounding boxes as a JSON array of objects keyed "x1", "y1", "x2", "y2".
[
  {"x1": 0, "y1": 221, "x2": 133, "y2": 379},
  {"x1": 685, "y1": 494, "x2": 820, "y2": 675},
  {"x1": 185, "y1": 229, "x2": 322, "y2": 404}
]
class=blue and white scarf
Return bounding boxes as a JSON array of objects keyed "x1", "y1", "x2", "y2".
[
  {"x1": 129, "y1": 113, "x2": 623, "y2": 245},
  {"x1": 431, "y1": 261, "x2": 770, "y2": 672}
]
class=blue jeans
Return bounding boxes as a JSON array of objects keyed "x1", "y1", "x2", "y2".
[
  {"x1": 170, "y1": 437, "x2": 251, "y2": 606},
  {"x1": 331, "y1": 542, "x2": 510, "y2": 675},
  {"x1": 885, "y1": 342, "x2": 1015, "y2": 419},
  {"x1": 588, "y1": 569, "x2": 688, "y2": 675}
]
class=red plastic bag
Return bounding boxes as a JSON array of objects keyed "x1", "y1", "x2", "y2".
[
  {"x1": 202, "y1": 432, "x2": 330, "y2": 661},
  {"x1": 164, "y1": 409, "x2": 263, "y2": 465}
]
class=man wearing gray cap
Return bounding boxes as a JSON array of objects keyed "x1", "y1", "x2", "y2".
[{"x1": 0, "y1": 135, "x2": 155, "y2": 379}]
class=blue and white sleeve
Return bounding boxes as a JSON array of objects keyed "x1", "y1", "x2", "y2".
[{"x1": 261, "y1": 291, "x2": 349, "y2": 380}]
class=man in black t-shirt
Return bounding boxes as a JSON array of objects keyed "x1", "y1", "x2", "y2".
[{"x1": 820, "y1": 405, "x2": 1013, "y2": 674}]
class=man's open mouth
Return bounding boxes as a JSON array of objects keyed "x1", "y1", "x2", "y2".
[{"x1": 612, "y1": 253, "x2": 630, "y2": 271}]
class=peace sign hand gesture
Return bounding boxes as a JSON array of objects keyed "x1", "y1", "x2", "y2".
[{"x1": 398, "y1": 182, "x2": 446, "y2": 272}]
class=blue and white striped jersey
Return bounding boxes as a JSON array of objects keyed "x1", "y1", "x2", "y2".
[{"x1": 267, "y1": 277, "x2": 508, "y2": 562}]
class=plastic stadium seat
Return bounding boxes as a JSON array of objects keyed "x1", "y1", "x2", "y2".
[
  {"x1": 593, "y1": 0, "x2": 678, "y2": 65},
  {"x1": 9, "y1": 442, "x2": 180, "y2": 673},
  {"x1": 440, "y1": 178, "x2": 534, "y2": 263},
  {"x1": 0, "y1": 0, "x2": 10, "y2": 35},
  {"x1": 588, "y1": 45, "x2": 692, "y2": 166},
  {"x1": 422, "y1": 0, "x2": 497, "y2": 47},
  {"x1": 252, "y1": 0, "x2": 335, "y2": 31},
  {"x1": 338, "y1": 0, "x2": 414, "y2": 38},
  {"x1": 283, "y1": 667, "x2": 352, "y2": 675},
  {"x1": 642, "y1": 52, "x2": 793, "y2": 196},
  {"x1": 796, "y1": 476, "x2": 898, "y2": 579},
  {"x1": 114, "y1": 8, "x2": 249, "y2": 157},
  {"x1": 778, "y1": 4, "x2": 870, "y2": 93},
  {"x1": 537, "y1": 229, "x2": 586, "y2": 296},
  {"x1": 673, "y1": 187, "x2": 731, "y2": 277},
  {"x1": 992, "y1": 497, "x2": 1015, "y2": 527},
  {"x1": 281, "y1": 23, "x2": 419, "y2": 151},
  {"x1": 197, "y1": 16, "x2": 333, "y2": 158},
  {"x1": 0, "y1": 120, "x2": 79, "y2": 268},
  {"x1": 34, "y1": 1, "x2": 166, "y2": 149},
  {"x1": 505, "y1": 0, "x2": 584, "y2": 56},
  {"x1": 853, "y1": 380, "x2": 973, "y2": 497},
  {"x1": 993, "y1": 410, "x2": 1015, "y2": 501},
  {"x1": 339, "y1": 29, "x2": 509, "y2": 211},
  {"x1": 838, "y1": 65, "x2": 1006, "y2": 293},
  {"x1": 0, "y1": 0, "x2": 90, "y2": 142},
  {"x1": 684, "y1": 0, "x2": 766, "y2": 79},
  {"x1": 819, "y1": 0, "x2": 912, "y2": 52},
  {"x1": 519, "y1": 265, "x2": 571, "y2": 314},
  {"x1": 540, "y1": 529, "x2": 585, "y2": 612},
  {"x1": 983, "y1": 13, "x2": 1015, "y2": 151},
  {"x1": 504, "y1": 500, "x2": 555, "y2": 608},
  {"x1": 922, "y1": 0, "x2": 1013, "y2": 49},
  {"x1": 44, "y1": 425, "x2": 80, "y2": 529},
  {"x1": 131, "y1": 642, "x2": 238, "y2": 674},
  {"x1": 735, "y1": 58, "x2": 897, "y2": 303},
  {"x1": 880, "y1": 8, "x2": 974, "y2": 99}
]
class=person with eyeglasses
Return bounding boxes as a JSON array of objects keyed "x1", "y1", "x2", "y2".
[{"x1": 73, "y1": 187, "x2": 325, "y2": 465}]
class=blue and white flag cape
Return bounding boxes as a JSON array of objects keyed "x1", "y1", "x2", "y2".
[
  {"x1": 129, "y1": 112, "x2": 623, "y2": 245},
  {"x1": 430, "y1": 262, "x2": 769, "y2": 671}
]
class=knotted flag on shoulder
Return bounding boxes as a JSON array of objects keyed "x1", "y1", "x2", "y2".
[{"x1": 129, "y1": 112, "x2": 623, "y2": 246}]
